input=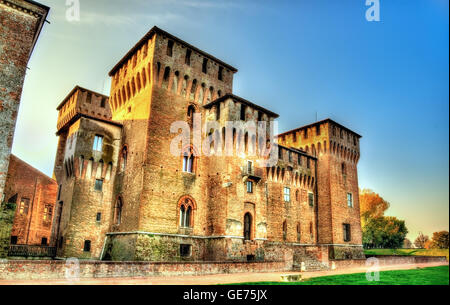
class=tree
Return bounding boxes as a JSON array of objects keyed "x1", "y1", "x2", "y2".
[
  {"x1": 429, "y1": 231, "x2": 449, "y2": 249},
  {"x1": 362, "y1": 216, "x2": 408, "y2": 249},
  {"x1": 414, "y1": 232, "x2": 429, "y2": 249},
  {"x1": 359, "y1": 189, "x2": 390, "y2": 226},
  {"x1": 403, "y1": 238, "x2": 412, "y2": 249}
]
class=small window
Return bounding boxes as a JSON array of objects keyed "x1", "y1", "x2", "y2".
[
  {"x1": 296, "y1": 223, "x2": 301, "y2": 242},
  {"x1": 94, "y1": 179, "x2": 103, "y2": 191},
  {"x1": 246, "y1": 181, "x2": 253, "y2": 193},
  {"x1": 278, "y1": 148, "x2": 283, "y2": 160},
  {"x1": 343, "y1": 224, "x2": 351, "y2": 242},
  {"x1": 216, "y1": 104, "x2": 220, "y2": 120},
  {"x1": 293, "y1": 132, "x2": 297, "y2": 143},
  {"x1": 100, "y1": 97, "x2": 106, "y2": 108},
  {"x1": 316, "y1": 125, "x2": 321, "y2": 135},
  {"x1": 218, "y1": 66, "x2": 223, "y2": 81},
  {"x1": 307, "y1": 158, "x2": 311, "y2": 169},
  {"x1": 244, "y1": 213, "x2": 252, "y2": 240},
  {"x1": 347, "y1": 193, "x2": 353, "y2": 207},
  {"x1": 284, "y1": 187, "x2": 290, "y2": 202},
  {"x1": 185, "y1": 49, "x2": 192, "y2": 66},
  {"x1": 240, "y1": 104, "x2": 246, "y2": 120},
  {"x1": 288, "y1": 151, "x2": 292, "y2": 163},
  {"x1": 10, "y1": 236, "x2": 18, "y2": 245},
  {"x1": 86, "y1": 92, "x2": 92, "y2": 104},
  {"x1": 342, "y1": 163, "x2": 346, "y2": 176},
  {"x1": 282, "y1": 221, "x2": 287, "y2": 241},
  {"x1": 298, "y1": 155, "x2": 302, "y2": 166},
  {"x1": 41, "y1": 238, "x2": 48, "y2": 246},
  {"x1": 167, "y1": 40, "x2": 174, "y2": 57},
  {"x1": 182, "y1": 147, "x2": 195, "y2": 173},
  {"x1": 83, "y1": 240, "x2": 91, "y2": 252},
  {"x1": 43, "y1": 204, "x2": 53, "y2": 221},
  {"x1": 96, "y1": 212, "x2": 102, "y2": 222},
  {"x1": 304, "y1": 129, "x2": 308, "y2": 139},
  {"x1": 19, "y1": 198, "x2": 30, "y2": 215},
  {"x1": 340, "y1": 129, "x2": 344, "y2": 139},
  {"x1": 202, "y1": 58, "x2": 208, "y2": 73},
  {"x1": 180, "y1": 244, "x2": 191, "y2": 257},
  {"x1": 93, "y1": 135, "x2": 103, "y2": 152},
  {"x1": 308, "y1": 192, "x2": 314, "y2": 207}
]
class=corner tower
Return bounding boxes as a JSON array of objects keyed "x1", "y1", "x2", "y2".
[
  {"x1": 51, "y1": 86, "x2": 122, "y2": 259},
  {"x1": 279, "y1": 119, "x2": 364, "y2": 259}
]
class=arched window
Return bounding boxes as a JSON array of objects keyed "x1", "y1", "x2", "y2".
[
  {"x1": 162, "y1": 66, "x2": 171, "y2": 88},
  {"x1": 187, "y1": 105, "x2": 195, "y2": 126},
  {"x1": 115, "y1": 197, "x2": 123, "y2": 225},
  {"x1": 283, "y1": 220, "x2": 287, "y2": 241},
  {"x1": 244, "y1": 212, "x2": 252, "y2": 240},
  {"x1": 182, "y1": 146, "x2": 196, "y2": 173},
  {"x1": 121, "y1": 146, "x2": 128, "y2": 171},
  {"x1": 179, "y1": 196, "x2": 195, "y2": 228}
]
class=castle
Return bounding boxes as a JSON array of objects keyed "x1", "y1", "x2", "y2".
[{"x1": 49, "y1": 26, "x2": 364, "y2": 264}]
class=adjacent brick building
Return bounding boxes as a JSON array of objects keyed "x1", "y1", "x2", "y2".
[
  {"x1": 51, "y1": 26, "x2": 364, "y2": 264},
  {"x1": 0, "y1": 0, "x2": 49, "y2": 201},
  {"x1": 3, "y1": 154, "x2": 57, "y2": 246}
]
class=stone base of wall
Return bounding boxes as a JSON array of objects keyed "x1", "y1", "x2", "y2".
[
  {"x1": 0, "y1": 203, "x2": 15, "y2": 258},
  {"x1": 0, "y1": 260, "x2": 287, "y2": 280},
  {"x1": 328, "y1": 245, "x2": 365, "y2": 260}
]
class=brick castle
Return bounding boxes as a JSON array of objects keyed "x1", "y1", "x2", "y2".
[{"x1": 50, "y1": 26, "x2": 364, "y2": 264}]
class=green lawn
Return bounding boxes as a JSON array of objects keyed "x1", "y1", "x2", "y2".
[
  {"x1": 229, "y1": 266, "x2": 449, "y2": 285},
  {"x1": 364, "y1": 248, "x2": 449, "y2": 261}
]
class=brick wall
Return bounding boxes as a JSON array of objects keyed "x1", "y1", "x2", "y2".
[
  {"x1": 0, "y1": 0, "x2": 48, "y2": 200},
  {"x1": 2, "y1": 155, "x2": 57, "y2": 245}
]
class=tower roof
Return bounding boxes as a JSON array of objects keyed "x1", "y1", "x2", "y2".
[
  {"x1": 108, "y1": 26, "x2": 238, "y2": 76},
  {"x1": 278, "y1": 118, "x2": 362, "y2": 138},
  {"x1": 204, "y1": 93, "x2": 280, "y2": 119}
]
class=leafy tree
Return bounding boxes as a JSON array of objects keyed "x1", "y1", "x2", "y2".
[
  {"x1": 414, "y1": 232, "x2": 429, "y2": 249},
  {"x1": 429, "y1": 231, "x2": 449, "y2": 249},
  {"x1": 360, "y1": 189, "x2": 408, "y2": 249},
  {"x1": 359, "y1": 189, "x2": 390, "y2": 226}
]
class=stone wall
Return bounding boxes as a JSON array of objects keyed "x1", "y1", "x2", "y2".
[
  {"x1": 331, "y1": 255, "x2": 448, "y2": 269},
  {"x1": 0, "y1": 259, "x2": 287, "y2": 280}
]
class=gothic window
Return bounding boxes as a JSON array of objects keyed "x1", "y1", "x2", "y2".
[
  {"x1": 244, "y1": 213, "x2": 252, "y2": 240},
  {"x1": 182, "y1": 146, "x2": 196, "y2": 173},
  {"x1": 179, "y1": 197, "x2": 195, "y2": 228}
]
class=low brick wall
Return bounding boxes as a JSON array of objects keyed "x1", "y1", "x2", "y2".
[
  {"x1": 0, "y1": 260, "x2": 288, "y2": 280},
  {"x1": 331, "y1": 255, "x2": 448, "y2": 269}
]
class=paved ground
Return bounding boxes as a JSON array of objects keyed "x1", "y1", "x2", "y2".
[{"x1": 0, "y1": 261, "x2": 447, "y2": 285}]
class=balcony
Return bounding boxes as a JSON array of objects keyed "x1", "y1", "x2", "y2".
[
  {"x1": 241, "y1": 165, "x2": 263, "y2": 182},
  {"x1": 8, "y1": 245, "x2": 57, "y2": 258}
]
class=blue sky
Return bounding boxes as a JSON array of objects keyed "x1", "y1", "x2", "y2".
[{"x1": 13, "y1": 0, "x2": 448, "y2": 240}]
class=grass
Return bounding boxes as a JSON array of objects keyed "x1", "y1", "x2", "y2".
[
  {"x1": 364, "y1": 248, "x2": 449, "y2": 261},
  {"x1": 229, "y1": 266, "x2": 449, "y2": 285}
]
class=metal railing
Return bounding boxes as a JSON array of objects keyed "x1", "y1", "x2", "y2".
[{"x1": 8, "y1": 245, "x2": 56, "y2": 258}]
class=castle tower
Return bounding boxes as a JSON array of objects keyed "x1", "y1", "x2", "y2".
[
  {"x1": 279, "y1": 119, "x2": 364, "y2": 259},
  {"x1": 0, "y1": 0, "x2": 49, "y2": 202},
  {"x1": 51, "y1": 86, "x2": 122, "y2": 259}
]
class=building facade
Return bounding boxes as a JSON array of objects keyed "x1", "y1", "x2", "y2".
[{"x1": 51, "y1": 26, "x2": 364, "y2": 264}]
